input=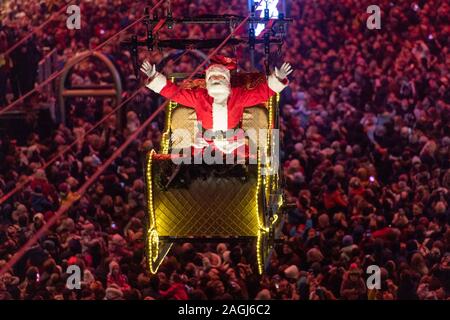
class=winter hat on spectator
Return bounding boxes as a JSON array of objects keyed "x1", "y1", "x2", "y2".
[
  {"x1": 67, "y1": 256, "x2": 78, "y2": 266},
  {"x1": 349, "y1": 263, "x2": 361, "y2": 275},
  {"x1": 343, "y1": 235, "x2": 354, "y2": 247},
  {"x1": 33, "y1": 213, "x2": 45, "y2": 224},
  {"x1": 216, "y1": 243, "x2": 227, "y2": 255},
  {"x1": 284, "y1": 265, "x2": 300, "y2": 280},
  {"x1": 105, "y1": 284, "x2": 123, "y2": 300},
  {"x1": 307, "y1": 248, "x2": 324, "y2": 263}
]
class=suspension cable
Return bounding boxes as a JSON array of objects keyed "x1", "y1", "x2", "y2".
[
  {"x1": 0, "y1": 0, "x2": 166, "y2": 116},
  {"x1": 0, "y1": 13, "x2": 252, "y2": 277},
  {"x1": 1, "y1": 1, "x2": 75, "y2": 56},
  {"x1": 0, "y1": 46, "x2": 190, "y2": 206},
  {"x1": 0, "y1": 89, "x2": 140, "y2": 205}
]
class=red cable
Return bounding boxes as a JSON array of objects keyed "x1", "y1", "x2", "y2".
[
  {"x1": 0, "y1": 0, "x2": 166, "y2": 116},
  {"x1": 0, "y1": 89, "x2": 140, "y2": 205},
  {"x1": 1, "y1": 1, "x2": 75, "y2": 56},
  {"x1": 0, "y1": 46, "x2": 191, "y2": 206},
  {"x1": 0, "y1": 16, "x2": 144, "y2": 116},
  {"x1": 0, "y1": 13, "x2": 252, "y2": 277}
]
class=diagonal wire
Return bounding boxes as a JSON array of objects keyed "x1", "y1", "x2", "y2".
[
  {"x1": 0, "y1": 12, "x2": 254, "y2": 277},
  {"x1": 0, "y1": 0, "x2": 166, "y2": 116}
]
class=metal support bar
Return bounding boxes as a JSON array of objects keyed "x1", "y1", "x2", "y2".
[
  {"x1": 58, "y1": 51, "x2": 122, "y2": 125},
  {"x1": 264, "y1": 32, "x2": 270, "y2": 75},
  {"x1": 159, "y1": 236, "x2": 257, "y2": 243},
  {"x1": 144, "y1": 16, "x2": 292, "y2": 24},
  {"x1": 61, "y1": 89, "x2": 118, "y2": 97},
  {"x1": 121, "y1": 37, "x2": 283, "y2": 50}
]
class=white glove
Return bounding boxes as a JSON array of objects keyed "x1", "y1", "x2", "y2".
[
  {"x1": 140, "y1": 60, "x2": 157, "y2": 78},
  {"x1": 274, "y1": 62, "x2": 293, "y2": 80}
]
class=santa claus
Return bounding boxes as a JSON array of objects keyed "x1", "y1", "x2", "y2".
[{"x1": 140, "y1": 58, "x2": 293, "y2": 154}]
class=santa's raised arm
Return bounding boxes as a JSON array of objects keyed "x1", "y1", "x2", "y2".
[{"x1": 141, "y1": 60, "x2": 293, "y2": 132}]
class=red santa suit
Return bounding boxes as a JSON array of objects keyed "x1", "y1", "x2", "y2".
[{"x1": 146, "y1": 66, "x2": 288, "y2": 153}]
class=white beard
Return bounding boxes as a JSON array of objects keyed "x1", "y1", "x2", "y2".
[
  {"x1": 206, "y1": 80, "x2": 230, "y2": 102},
  {"x1": 205, "y1": 79, "x2": 230, "y2": 132}
]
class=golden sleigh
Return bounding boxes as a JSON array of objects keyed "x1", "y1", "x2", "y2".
[{"x1": 144, "y1": 73, "x2": 284, "y2": 274}]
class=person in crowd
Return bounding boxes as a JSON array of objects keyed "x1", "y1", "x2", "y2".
[{"x1": 0, "y1": 0, "x2": 448, "y2": 300}]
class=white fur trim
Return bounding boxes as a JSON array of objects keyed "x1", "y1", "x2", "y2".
[
  {"x1": 206, "y1": 65, "x2": 230, "y2": 82},
  {"x1": 212, "y1": 100, "x2": 228, "y2": 131},
  {"x1": 268, "y1": 74, "x2": 288, "y2": 93},
  {"x1": 145, "y1": 72, "x2": 167, "y2": 93}
]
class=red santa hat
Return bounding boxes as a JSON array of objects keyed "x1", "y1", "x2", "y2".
[{"x1": 205, "y1": 55, "x2": 237, "y2": 83}]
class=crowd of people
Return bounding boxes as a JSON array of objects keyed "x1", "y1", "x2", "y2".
[{"x1": 0, "y1": 0, "x2": 449, "y2": 300}]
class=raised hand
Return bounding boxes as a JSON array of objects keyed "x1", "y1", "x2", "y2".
[
  {"x1": 274, "y1": 62, "x2": 293, "y2": 80},
  {"x1": 140, "y1": 60, "x2": 157, "y2": 78}
]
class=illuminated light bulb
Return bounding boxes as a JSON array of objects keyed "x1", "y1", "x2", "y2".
[{"x1": 255, "y1": 0, "x2": 280, "y2": 36}]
